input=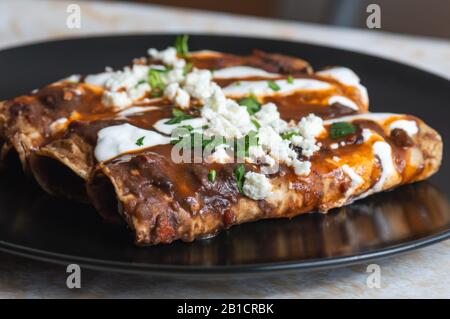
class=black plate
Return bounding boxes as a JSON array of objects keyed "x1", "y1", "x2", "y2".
[{"x1": 0, "y1": 34, "x2": 449, "y2": 277}]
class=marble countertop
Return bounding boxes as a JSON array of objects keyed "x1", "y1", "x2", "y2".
[{"x1": 0, "y1": 0, "x2": 449, "y2": 298}]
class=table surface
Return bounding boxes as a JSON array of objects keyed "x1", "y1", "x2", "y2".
[{"x1": 1, "y1": 0, "x2": 449, "y2": 299}]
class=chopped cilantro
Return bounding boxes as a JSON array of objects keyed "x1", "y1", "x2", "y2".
[
  {"x1": 329, "y1": 122, "x2": 356, "y2": 139},
  {"x1": 135, "y1": 136, "x2": 145, "y2": 146},
  {"x1": 287, "y1": 75, "x2": 294, "y2": 84},
  {"x1": 148, "y1": 68, "x2": 166, "y2": 92},
  {"x1": 268, "y1": 80, "x2": 281, "y2": 91},
  {"x1": 208, "y1": 169, "x2": 217, "y2": 183},
  {"x1": 238, "y1": 95, "x2": 261, "y2": 115},
  {"x1": 183, "y1": 62, "x2": 193, "y2": 75},
  {"x1": 251, "y1": 119, "x2": 261, "y2": 129},
  {"x1": 281, "y1": 131, "x2": 299, "y2": 140},
  {"x1": 164, "y1": 109, "x2": 194, "y2": 125},
  {"x1": 234, "y1": 164, "x2": 245, "y2": 194},
  {"x1": 175, "y1": 34, "x2": 189, "y2": 57}
]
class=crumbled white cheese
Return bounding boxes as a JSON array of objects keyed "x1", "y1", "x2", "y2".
[
  {"x1": 201, "y1": 84, "x2": 254, "y2": 139},
  {"x1": 164, "y1": 83, "x2": 190, "y2": 109},
  {"x1": 243, "y1": 172, "x2": 272, "y2": 200},
  {"x1": 164, "y1": 68, "x2": 185, "y2": 84},
  {"x1": 206, "y1": 144, "x2": 232, "y2": 163},
  {"x1": 127, "y1": 82, "x2": 151, "y2": 101},
  {"x1": 84, "y1": 71, "x2": 114, "y2": 87},
  {"x1": 332, "y1": 156, "x2": 340, "y2": 162},
  {"x1": 291, "y1": 135, "x2": 320, "y2": 157},
  {"x1": 258, "y1": 126, "x2": 297, "y2": 164},
  {"x1": 292, "y1": 159, "x2": 311, "y2": 176},
  {"x1": 184, "y1": 69, "x2": 215, "y2": 101},
  {"x1": 253, "y1": 102, "x2": 287, "y2": 132},
  {"x1": 104, "y1": 64, "x2": 149, "y2": 92},
  {"x1": 148, "y1": 47, "x2": 185, "y2": 68},
  {"x1": 102, "y1": 91, "x2": 132, "y2": 109},
  {"x1": 389, "y1": 120, "x2": 418, "y2": 137},
  {"x1": 297, "y1": 114, "x2": 325, "y2": 138}
]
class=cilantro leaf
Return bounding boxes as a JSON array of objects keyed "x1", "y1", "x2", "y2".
[
  {"x1": 164, "y1": 109, "x2": 194, "y2": 125},
  {"x1": 251, "y1": 119, "x2": 261, "y2": 129},
  {"x1": 148, "y1": 68, "x2": 166, "y2": 93},
  {"x1": 135, "y1": 136, "x2": 145, "y2": 146},
  {"x1": 287, "y1": 75, "x2": 294, "y2": 84},
  {"x1": 238, "y1": 95, "x2": 261, "y2": 115},
  {"x1": 329, "y1": 122, "x2": 356, "y2": 139},
  {"x1": 208, "y1": 169, "x2": 217, "y2": 183},
  {"x1": 175, "y1": 34, "x2": 189, "y2": 57},
  {"x1": 183, "y1": 62, "x2": 193, "y2": 75},
  {"x1": 281, "y1": 131, "x2": 299, "y2": 140},
  {"x1": 268, "y1": 80, "x2": 281, "y2": 91},
  {"x1": 234, "y1": 164, "x2": 245, "y2": 194}
]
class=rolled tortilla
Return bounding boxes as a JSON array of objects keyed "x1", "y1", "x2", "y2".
[
  {"x1": 29, "y1": 62, "x2": 368, "y2": 201},
  {"x1": 0, "y1": 82, "x2": 105, "y2": 173},
  {"x1": 86, "y1": 113, "x2": 442, "y2": 245}
]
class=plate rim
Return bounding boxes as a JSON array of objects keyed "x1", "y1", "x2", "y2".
[
  {"x1": 1, "y1": 33, "x2": 449, "y2": 277},
  {"x1": 1, "y1": 228, "x2": 450, "y2": 277}
]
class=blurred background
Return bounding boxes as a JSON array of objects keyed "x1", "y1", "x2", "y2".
[{"x1": 106, "y1": 0, "x2": 450, "y2": 39}]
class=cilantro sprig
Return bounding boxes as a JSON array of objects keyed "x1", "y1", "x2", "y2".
[
  {"x1": 238, "y1": 95, "x2": 261, "y2": 115},
  {"x1": 268, "y1": 80, "x2": 281, "y2": 91},
  {"x1": 165, "y1": 109, "x2": 194, "y2": 125},
  {"x1": 208, "y1": 169, "x2": 217, "y2": 183},
  {"x1": 281, "y1": 131, "x2": 299, "y2": 140},
  {"x1": 175, "y1": 34, "x2": 189, "y2": 57},
  {"x1": 135, "y1": 136, "x2": 145, "y2": 146},
  {"x1": 287, "y1": 75, "x2": 294, "y2": 84},
  {"x1": 329, "y1": 122, "x2": 356, "y2": 139},
  {"x1": 234, "y1": 164, "x2": 245, "y2": 194}
]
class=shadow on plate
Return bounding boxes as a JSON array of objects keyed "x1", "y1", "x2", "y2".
[{"x1": 0, "y1": 169, "x2": 449, "y2": 267}]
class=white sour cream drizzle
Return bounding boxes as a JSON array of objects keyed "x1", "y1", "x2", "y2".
[
  {"x1": 328, "y1": 95, "x2": 359, "y2": 111},
  {"x1": 95, "y1": 124, "x2": 171, "y2": 162},
  {"x1": 389, "y1": 120, "x2": 418, "y2": 137},
  {"x1": 213, "y1": 66, "x2": 279, "y2": 79},
  {"x1": 341, "y1": 164, "x2": 364, "y2": 197},
  {"x1": 222, "y1": 79, "x2": 331, "y2": 97},
  {"x1": 317, "y1": 67, "x2": 369, "y2": 104},
  {"x1": 324, "y1": 112, "x2": 398, "y2": 125},
  {"x1": 117, "y1": 106, "x2": 159, "y2": 117},
  {"x1": 355, "y1": 141, "x2": 398, "y2": 200},
  {"x1": 153, "y1": 117, "x2": 207, "y2": 135}
]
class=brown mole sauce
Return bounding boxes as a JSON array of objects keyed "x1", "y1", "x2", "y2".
[
  {"x1": 17, "y1": 51, "x2": 365, "y2": 148},
  {"x1": 105, "y1": 115, "x2": 417, "y2": 219},
  {"x1": 20, "y1": 51, "x2": 409, "y2": 219}
]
